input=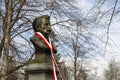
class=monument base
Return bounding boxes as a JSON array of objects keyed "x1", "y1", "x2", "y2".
[{"x1": 25, "y1": 63, "x2": 52, "y2": 80}]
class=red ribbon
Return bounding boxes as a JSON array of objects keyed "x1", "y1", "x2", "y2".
[{"x1": 35, "y1": 32, "x2": 63, "y2": 80}]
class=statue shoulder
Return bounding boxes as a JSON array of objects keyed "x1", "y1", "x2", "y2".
[{"x1": 30, "y1": 35, "x2": 49, "y2": 50}]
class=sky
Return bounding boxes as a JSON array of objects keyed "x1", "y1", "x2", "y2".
[{"x1": 75, "y1": 0, "x2": 120, "y2": 78}]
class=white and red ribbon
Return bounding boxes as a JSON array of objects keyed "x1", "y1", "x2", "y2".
[{"x1": 35, "y1": 32, "x2": 63, "y2": 80}]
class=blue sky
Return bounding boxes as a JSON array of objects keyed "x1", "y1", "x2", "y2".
[{"x1": 74, "y1": 0, "x2": 120, "y2": 78}]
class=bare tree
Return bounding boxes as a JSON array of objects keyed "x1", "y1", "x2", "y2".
[
  {"x1": 59, "y1": 62, "x2": 70, "y2": 80},
  {"x1": 55, "y1": 20, "x2": 93, "y2": 80},
  {"x1": 87, "y1": 0, "x2": 119, "y2": 54},
  {"x1": 0, "y1": 0, "x2": 86, "y2": 80},
  {"x1": 104, "y1": 60, "x2": 120, "y2": 80}
]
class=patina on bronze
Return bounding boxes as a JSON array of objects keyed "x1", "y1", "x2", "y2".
[{"x1": 30, "y1": 15, "x2": 56, "y2": 63}]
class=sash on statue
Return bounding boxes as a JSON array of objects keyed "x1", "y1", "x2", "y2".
[{"x1": 34, "y1": 32, "x2": 63, "y2": 80}]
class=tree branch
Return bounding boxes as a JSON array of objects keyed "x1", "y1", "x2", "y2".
[{"x1": 104, "y1": 0, "x2": 118, "y2": 54}]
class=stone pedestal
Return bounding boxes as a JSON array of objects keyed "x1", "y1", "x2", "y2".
[
  {"x1": 24, "y1": 51, "x2": 54, "y2": 80},
  {"x1": 25, "y1": 63, "x2": 52, "y2": 80}
]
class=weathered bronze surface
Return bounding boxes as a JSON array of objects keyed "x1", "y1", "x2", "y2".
[{"x1": 30, "y1": 15, "x2": 56, "y2": 64}]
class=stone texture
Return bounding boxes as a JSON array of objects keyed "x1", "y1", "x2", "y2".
[{"x1": 25, "y1": 63, "x2": 52, "y2": 80}]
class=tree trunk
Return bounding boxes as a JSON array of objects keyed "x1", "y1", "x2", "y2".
[
  {"x1": 74, "y1": 55, "x2": 77, "y2": 80},
  {"x1": 73, "y1": 40, "x2": 77, "y2": 80},
  {"x1": 1, "y1": 0, "x2": 12, "y2": 80},
  {"x1": 0, "y1": 37, "x2": 5, "y2": 57},
  {"x1": 1, "y1": 31, "x2": 10, "y2": 80}
]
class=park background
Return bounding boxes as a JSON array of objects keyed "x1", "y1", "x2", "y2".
[{"x1": 0, "y1": 0, "x2": 120, "y2": 80}]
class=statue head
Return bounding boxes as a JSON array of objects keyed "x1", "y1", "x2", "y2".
[{"x1": 32, "y1": 15, "x2": 51, "y2": 35}]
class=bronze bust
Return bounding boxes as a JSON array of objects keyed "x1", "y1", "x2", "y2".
[{"x1": 30, "y1": 15, "x2": 56, "y2": 63}]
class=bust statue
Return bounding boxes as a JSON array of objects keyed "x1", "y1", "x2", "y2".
[{"x1": 30, "y1": 15, "x2": 57, "y2": 63}]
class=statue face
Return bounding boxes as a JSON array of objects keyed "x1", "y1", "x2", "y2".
[
  {"x1": 32, "y1": 15, "x2": 51, "y2": 35},
  {"x1": 40, "y1": 17, "x2": 51, "y2": 35}
]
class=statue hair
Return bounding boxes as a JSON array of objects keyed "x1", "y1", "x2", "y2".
[{"x1": 32, "y1": 15, "x2": 50, "y2": 32}]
